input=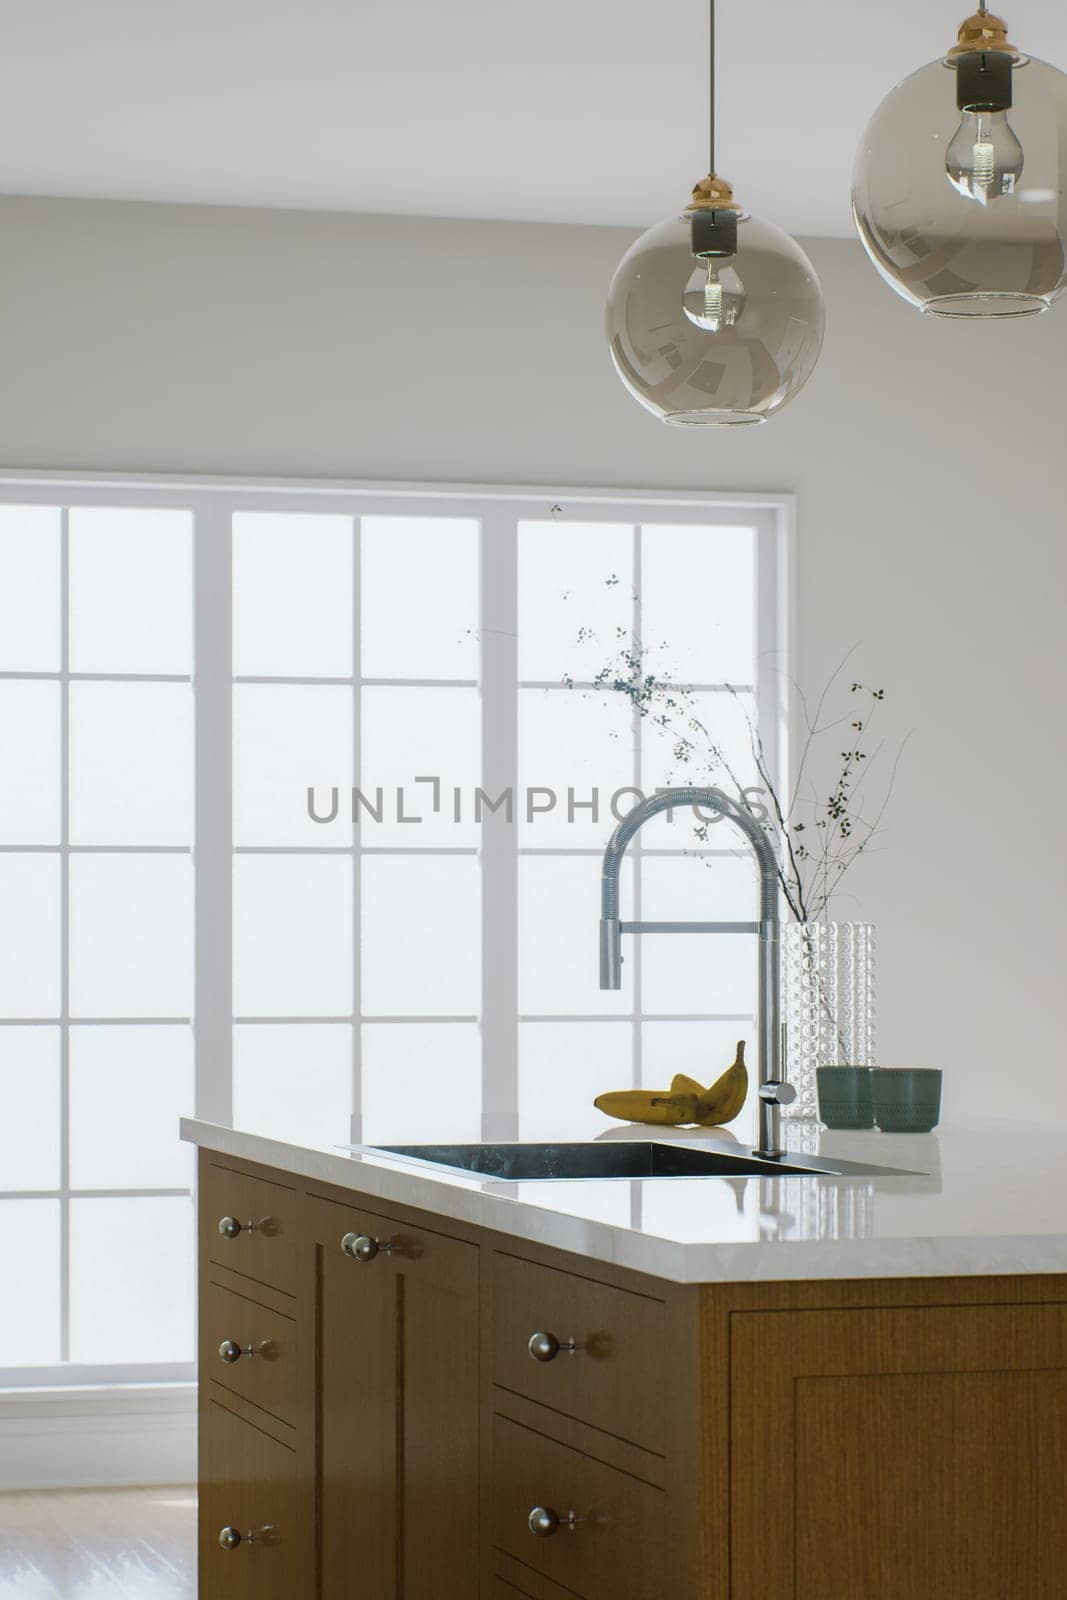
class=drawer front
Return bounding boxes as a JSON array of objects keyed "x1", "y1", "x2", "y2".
[
  {"x1": 201, "y1": 1160, "x2": 298, "y2": 1294},
  {"x1": 493, "y1": 1253, "x2": 668, "y2": 1453},
  {"x1": 201, "y1": 1277, "x2": 298, "y2": 1430},
  {"x1": 199, "y1": 1395, "x2": 307, "y2": 1600},
  {"x1": 492, "y1": 1414, "x2": 665, "y2": 1600}
]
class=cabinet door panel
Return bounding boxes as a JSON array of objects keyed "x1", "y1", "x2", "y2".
[
  {"x1": 201, "y1": 1276, "x2": 297, "y2": 1430},
  {"x1": 310, "y1": 1197, "x2": 480, "y2": 1600},
  {"x1": 199, "y1": 1394, "x2": 304, "y2": 1600},
  {"x1": 493, "y1": 1251, "x2": 668, "y2": 1453},
  {"x1": 200, "y1": 1157, "x2": 299, "y2": 1294},
  {"x1": 730, "y1": 1301, "x2": 1067, "y2": 1599},
  {"x1": 492, "y1": 1414, "x2": 665, "y2": 1600}
]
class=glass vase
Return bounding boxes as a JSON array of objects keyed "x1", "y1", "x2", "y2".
[{"x1": 781, "y1": 922, "x2": 875, "y2": 1121}]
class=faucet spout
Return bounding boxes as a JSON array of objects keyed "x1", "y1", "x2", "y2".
[{"x1": 598, "y1": 787, "x2": 794, "y2": 1159}]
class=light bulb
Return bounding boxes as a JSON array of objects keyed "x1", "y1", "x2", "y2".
[
  {"x1": 682, "y1": 258, "x2": 746, "y2": 331},
  {"x1": 946, "y1": 108, "x2": 1024, "y2": 203}
]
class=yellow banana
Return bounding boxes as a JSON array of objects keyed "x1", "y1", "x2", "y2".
[
  {"x1": 693, "y1": 1040, "x2": 748, "y2": 1126},
  {"x1": 593, "y1": 1089, "x2": 701, "y2": 1126},
  {"x1": 594, "y1": 1043, "x2": 749, "y2": 1128}
]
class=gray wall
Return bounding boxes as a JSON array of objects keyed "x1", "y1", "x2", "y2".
[{"x1": 2, "y1": 196, "x2": 1063, "y2": 1122}]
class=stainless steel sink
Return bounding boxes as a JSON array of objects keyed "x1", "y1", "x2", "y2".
[{"x1": 367, "y1": 1141, "x2": 905, "y2": 1181}]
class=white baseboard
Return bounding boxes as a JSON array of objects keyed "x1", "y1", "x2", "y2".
[{"x1": 0, "y1": 1383, "x2": 197, "y2": 1491}]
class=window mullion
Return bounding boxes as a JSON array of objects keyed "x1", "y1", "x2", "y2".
[
  {"x1": 479, "y1": 511, "x2": 519, "y2": 1142},
  {"x1": 193, "y1": 496, "x2": 234, "y2": 1126}
]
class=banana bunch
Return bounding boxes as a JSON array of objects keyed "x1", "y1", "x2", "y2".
[{"x1": 594, "y1": 1041, "x2": 748, "y2": 1128}]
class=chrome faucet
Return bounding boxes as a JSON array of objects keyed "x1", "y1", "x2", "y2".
[{"x1": 599, "y1": 787, "x2": 795, "y2": 1160}]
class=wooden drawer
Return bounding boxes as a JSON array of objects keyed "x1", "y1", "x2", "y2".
[
  {"x1": 200, "y1": 1159, "x2": 298, "y2": 1295},
  {"x1": 306, "y1": 1192, "x2": 475, "y2": 1285},
  {"x1": 492, "y1": 1252, "x2": 668, "y2": 1453},
  {"x1": 201, "y1": 1276, "x2": 298, "y2": 1432},
  {"x1": 492, "y1": 1414, "x2": 665, "y2": 1600},
  {"x1": 199, "y1": 1394, "x2": 307, "y2": 1600}
]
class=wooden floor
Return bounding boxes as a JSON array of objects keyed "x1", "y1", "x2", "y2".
[{"x1": 0, "y1": 1487, "x2": 196, "y2": 1599}]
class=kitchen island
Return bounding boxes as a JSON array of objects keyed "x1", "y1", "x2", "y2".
[{"x1": 182, "y1": 1117, "x2": 1067, "y2": 1599}]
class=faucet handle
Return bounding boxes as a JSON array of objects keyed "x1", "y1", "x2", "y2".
[{"x1": 759, "y1": 1081, "x2": 797, "y2": 1106}]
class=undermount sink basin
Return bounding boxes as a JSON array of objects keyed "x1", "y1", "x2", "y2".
[{"x1": 367, "y1": 1141, "x2": 902, "y2": 1182}]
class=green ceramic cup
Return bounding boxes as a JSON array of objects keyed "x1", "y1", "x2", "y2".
[
  {"x1": 871, "y1": 1068, "x2": 942, "y2": 1132},
  {"x1": 816, "y1": 1066, "x2": 874, "y2": 1130}
]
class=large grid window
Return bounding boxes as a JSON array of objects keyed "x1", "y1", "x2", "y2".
[
  {"x1": 0, "y1": 504, "x2": 195, "y2": 1385},
  {"x1": 0, "y1": 479, "x2": 788, "y2": 1389}
]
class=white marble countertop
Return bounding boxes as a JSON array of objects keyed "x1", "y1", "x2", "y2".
[{"x1": 181, "y1": 1116, "x2": 1067, "y2": 1286}]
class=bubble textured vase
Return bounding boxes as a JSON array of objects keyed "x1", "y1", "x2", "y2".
[{"x1": 781, "y1": 922, "x2": 876, "y2": 1121}]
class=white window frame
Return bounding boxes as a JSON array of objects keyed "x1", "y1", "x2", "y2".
[{"x1": 0, "y1": 472, "x2": 793, "y2": 1392}]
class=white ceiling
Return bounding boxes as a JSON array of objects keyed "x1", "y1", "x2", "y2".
[{"x1": 0, "y1": 1, "x2": 1064, "y2": 237}]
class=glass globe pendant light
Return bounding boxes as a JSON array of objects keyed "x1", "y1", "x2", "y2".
[
  {"x1": 853, "y1": 6, "x2": 1067, "y2": 317},
  {"x1": 605, "y1": 0, "x2": 825, "y2": 426}
]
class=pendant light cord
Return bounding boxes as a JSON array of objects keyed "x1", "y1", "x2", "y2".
[{"x1": 708, "y1": 0, "x2": 716, "y2": 174}]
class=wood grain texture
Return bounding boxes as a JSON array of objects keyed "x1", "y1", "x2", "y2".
[
  {"x1": 492, "y1": 1250, "x2": 669, "y2": 1455},
  {"x1": 492, "y1": 1414, "x2": 665, "y2": 1600},
  {"x1": 198, "y1": 1395, "x2": 304, "y2": 1600},
  {"x1": 0, "y1": 1486, "x2": 195, "y2": 1599},
  {"x1": 199, "y1": 1156, "x2": 300, "y2": 1297},
  {"x1": 201, "y1": 1275, "x2": 298, "y2": 1433},
  {"x1": 308, "y1": 1195, "x2": 480, "y2": 1600},
  {"x1": 729, "y1": 1299, "x2": 1067, "y2": 1599}
]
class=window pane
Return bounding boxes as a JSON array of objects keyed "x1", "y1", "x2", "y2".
[
  {"x1": 0, "y1": 1028, "x2": 60, "y2": 1190},
  {"x1": 69, "y1": 1196, "x2": 194, "y2": 1364},
  {"x1": 235, "y1": 684, "x2": 354, "y2": 847},
  {"x1": 640, "y1": 522, "x2": 756, "y2": 685},
  {"x1": 233, "y1": 512, "x2": 353, "y2": 678},
  {"x1": 234, "y1": 1024, "x2": 353, "y2": 1149},
  {"x1": 519, "y1": 1021, "x2": 634, "y2": 1141},
  {"x1": 0, "y1": 681, "x2": 61, "y2": 844},
  {"x1": 637, "y1": 688, "x2": 760, "y2": 846},
  {"x1": 0, "y1": 855, "x2": 60, "y2": 1017},
  {"x1": 70, "y1": 681, "x2": 193, "y2": 846},
  {"x1": 0, "y1": 1200, "x2": 60, "y2": 1364},
  {"x1": 69, "y1": 854, "x2": 193, "y2": 1017},
  {"x1": 360, "y1": 516, "x2": 479, "y2": 680},
  {"x1": 360, "y1": 686, "x2": 480, "y2": 847},
  {"x1": 519, "y1": 854, "x2": 633, "y2": 1015},
  {"x1": 69, "y1": 508, "x2": 192, "y2": 674},
  {"x1": 69, "y1": 1025, "x2": 193, "y2": 1189},
  {"x1": 361, "y1": 1022, "x2": 481, "y2": 1143},
  {"x1": 517, "y1": 521, "x2": 633, "y2": 682},
  {"x1": 0, "y1": 505, "x2": 61, "y2": 672},
  {"x1": 639, "y1": 854, "x2": 758, "y2": 1015},
  {"x1": 234, "y1": 855, "x2": 353, "y2": 1017},
  {"x1": 361, "y1": 856, "x2": 480, "y2": 1015},
  {"x1": 640, "y1": 1020, "x2": 757, "y2": 1142},
  {"x1": 518, "y1": 688, "x2": 633, "y2": 847}
]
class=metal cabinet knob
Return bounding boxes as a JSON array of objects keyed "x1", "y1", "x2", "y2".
[
  {"x1": 218, "y1": 1524, "x2": 274, "y2": 1551},
  {"x1": 218, "y1": 1338, "x2": 272, "y2": 1364},
  {"x1": 218, "y1": 1215, "x2": 268, "y2": 1239},
  {"x1": 528, "y1": 1331, "x2": 578, "y2": 1363},
  {"x1": 341, "y1": 1232, "x2": 393, "y2": 1262},
  {"x1": 528, "y1": 1506, "x2": 579, "y2": 1537}
]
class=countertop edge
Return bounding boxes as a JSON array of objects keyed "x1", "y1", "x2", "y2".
[{"x1": 181, "y1": 1119, "x2": 1067, "y2": 1288}]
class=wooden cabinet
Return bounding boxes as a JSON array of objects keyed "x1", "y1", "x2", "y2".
[
  {"x1": 729, "y1": 1297, "x2": 1067, "y2": 1600},
  {"x1": 198, "y1": 1392, "x2": 304, "y2": 1600},
  {"x1": 306, "y1": 1195, "x2": 480, "y2": 1600},
  {"x1": 196, "y1": 1150, "x2": 1067, "y2": 1600}
]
